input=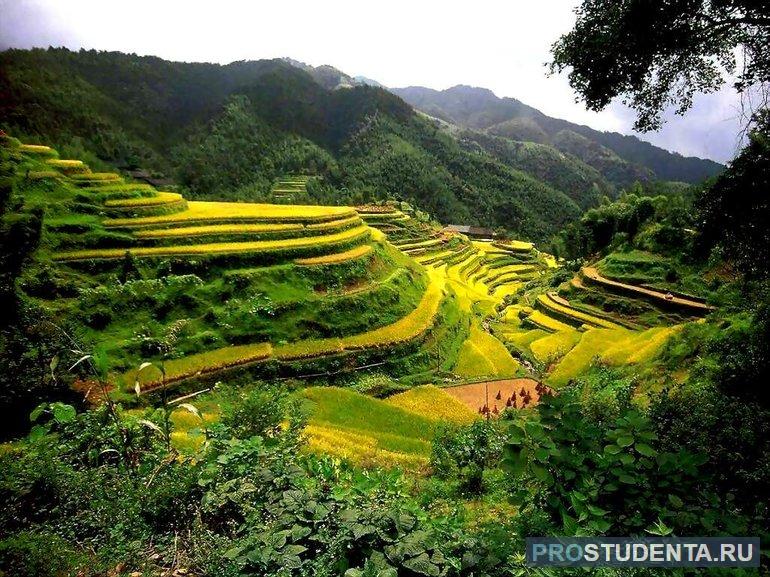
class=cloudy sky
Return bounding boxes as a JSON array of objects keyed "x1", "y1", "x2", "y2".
[{"x1": 0, "y1": 0, "x2": 748, "y2": 163}]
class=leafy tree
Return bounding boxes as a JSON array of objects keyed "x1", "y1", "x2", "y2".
[
  {"x1": 503, "y1": 387, "x2": 728, "y2": 535},
  {"x1": 551, "y1": 0, "x2": 770, "y2": 131},
  {"x1": 695, "y1": 113, "x2": 770, "y2": 278}
]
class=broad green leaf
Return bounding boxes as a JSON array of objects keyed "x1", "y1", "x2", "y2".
[
  {"x1": 635, "y1": 443, "x2": 657, "y2": 457},
  {"x1": 616, "y1": 436, "x2": 634, "y2": 447},
  {"x1": 604, "y1": 444, "x2": 621, "y2": 455},
  {"x1": 29, "y1": 403, "x2": 47, "y2": 423},
  {"x1": 51, "y1": 403, "x2": 76, "y2": 424},
  {"x1": 28, "y1": 424, "x2": 49, "y2": 441}
]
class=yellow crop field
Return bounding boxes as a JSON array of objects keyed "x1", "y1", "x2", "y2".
[
  {"x1": 300, "y1": 387, "x2": 436, "y2": 470},
  {"x1": 396, "y1": 238, "x2": 443, "y2": 251},
  {"x1": 104, "y1": 191, "x2": 184, "y2": 207},
  {"x1": 294, "y1": 244, "x2": 373, "y2": 265},
  {"x1": 130, "y1": 342, "x2": 273, "y2": 390},
  {"x1": 601, "y1": 326, "x2": 682, "y2": 365},
  {"x1": 305, "y1": 215, "x2": 362, "y2": 230},
  {"x1": 499, "y1": 328, "x2": 549, "y2": 348},
  {"x1": 343, "y1": 276, "x2": 444, "y2": 350},
  {"x1": 529, "y1": 329, "x2": 582, "y2": 363},
  {"x1": 71, "y1": 172, "x2": 122, "y2": 181},
  {"x1": 104, "y1": 201, "x2": 356, "y2": 228},
  {"x1": 536, "y1": 294, "x2": 622, "y2": 329},
  {"x1": 453, "y1": 325, "x2": 519, "y2": 378},
  {"x1": 304, "y1": 424, "x2": 428, "y2": 470},
  {"x1": 45, "y1": 159, "x2": 87, "y2": 170},
  {"x1": 274, "y1": 338, "x2": 344, "y2": 361},
  {"x1": 55, "y1": 225, "x2": 371, "y2": 261},
  {"x1": 19, "y1": 144, "x2": 57, "y2": 156},
  {"x1": 135, "y1": 223, "x2": 304, "y2": 239},
  {"x1": 92, "y1": 183, "x2": 158, "y2": 194},
  {"x1": 525, "y1": 310, "x2": 574, "y2": 333},
  {"x1": 384, "y1": 385, "x2": 477, "y2": 423},
  {"x1": 548, "y1": 328, "x2": 628, "y2": 386}
]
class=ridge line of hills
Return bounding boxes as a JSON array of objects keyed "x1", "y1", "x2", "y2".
[
  {"x1": 0, "y1": 48, "x2": 722, "y2": 244},
  {"x1": 286, "y1": 59, "x2": 724, "y2": 183}
]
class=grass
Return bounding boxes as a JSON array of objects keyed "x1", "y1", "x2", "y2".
[
  {"x1": 342, "y1": 273, "x2": 444, "y2": 350},
  {"x1": 104, "y1": 201, "x2": 356, "y2": 228},
  {"x1": 126, "y1": 271, "x2": 440, "y2": 387},
  {"x1": 548, "y1": 328, "x2": 628, "y2": 386},
  {"x1": 129, "y1": 342, "x2": 273, "y2": 390},
  {"x1": 54, "y1": 225, "x2": 371, "y2": 261},
  {"x1": 104, "y1": 191, "x2": 184, "y2": 207},
  {"x1": 453, "y1": 325, "x2": 519, "y2": 378},
  {"x1": 300, "y1": 386, "x2": 471, "y2": 469},
  {"x1": 384, "y1": 385, "x2": 477, "y2": 423},
  {"x1": 294, "y1": 244, "x2": 373, "y2": 265},
  {"x1": 529, "y1": 330, "x2": 582, "y2": 364},
  {"x1": 536, "y1": 293, "x2": 623, "y2": 329},
  {"x1": 134, "y1": 223, "x2": 304, "y2": 239}
]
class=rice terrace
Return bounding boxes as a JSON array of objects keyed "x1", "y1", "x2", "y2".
[{"x1": 1, "y1": 3, "x2": 769, "y2": 575}]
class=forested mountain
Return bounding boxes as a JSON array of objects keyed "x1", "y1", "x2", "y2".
[
  {"x1": 391, "y1": 85, "x2": 724, "y2": 185},
  {"x1": 0, "y1": 48, "x2": 584, "y2": 240}
]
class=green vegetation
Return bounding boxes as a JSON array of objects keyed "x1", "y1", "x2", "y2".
[
  {"x1": 1, "y1": 48, "x2": 585, "y2": 242},
  {"x1": 1, "y1": 24, "x2": 769, "y2": 576}
]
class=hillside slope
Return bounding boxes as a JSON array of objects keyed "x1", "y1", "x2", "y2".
[
  {"x1": 391, "y1": 85, "x2": 724, "y2": 185},
  {"x1": 0, "y1": 48, "x2": 580, "y2": 240}
]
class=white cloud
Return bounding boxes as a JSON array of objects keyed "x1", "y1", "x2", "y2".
[{"x1": 0, "y1": 0, "x2": 744, "y2": 162}]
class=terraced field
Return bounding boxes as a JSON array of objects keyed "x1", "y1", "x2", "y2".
[
  {"x1": 7, "y1": 136, "x2": 710, "y2": 469},
  {"x1": 300, "y1": 386, "x2": 476, "y2": 469}
]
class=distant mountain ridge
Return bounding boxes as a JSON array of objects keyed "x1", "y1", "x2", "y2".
[
  {"x1": 279, "y1": 62, "x2": 723, "y2": 186},
  {"x1": 390, "y1": 85, "x2": 724, "y2": 185}
]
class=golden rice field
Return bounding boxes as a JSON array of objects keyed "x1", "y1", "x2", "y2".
[
  {"x1": 305, "y1": 215, "x2": 363, "y2": 230},
  {"x1": 130, "y1": 342, "x2": 273, "y2": 390},
  {"x1": 383, "y1": 385, "x2": 477, "y2": 423},
  {"x1": 134, "y1": 222, "x2": 304, "y2": 239},
  {"x1": 45, "y1": 158, "x2": 87, "y2": 171},
  {"x1": 300, "y1": 386, "x2": 474, "y2": 470},
  {"x1": 104, "y1": 201, "x2": 356, "y2": 228},
  {"x1": 70, "y1": 172, "x2": 122, "y2": 181},
  {"x1": 104, "y1": 191, "x2": 184, "y2": 207},
  {"x1": 546, "y1": 329, "x2": 622, "y2": 386},
  {"x1": 528, "y1": 329, "x2": 582, "y2": 364},
  {"x1": 453, "y1": 325, "x2": 519, "y2": 378},
  {"x1": 536, "y1": 293, "x2": 622, "y2": 329},
  {"x1": 524, "y1": 309, "x2": 575, "y2": 333},
  {"x1": 54, "y1": 225, "x2": 371, "y2": 261},
  {"x1": 19, "y1": 143, "x2": 57, "y2": 156},
  {"x1": 294, "y1": 244, "x2": 373, "y2": 265}
]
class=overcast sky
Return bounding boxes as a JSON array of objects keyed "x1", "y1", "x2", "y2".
[{"x1": 0, "y1": 0, "x2": 748, "y2": 163}]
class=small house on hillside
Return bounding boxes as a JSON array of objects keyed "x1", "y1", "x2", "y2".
[
  {"x1": 443, "y1": 224, "x2": 498, "y2": 240},
  {"x1": 127, "y1": 168, "x2": 174, "y2": 188}
]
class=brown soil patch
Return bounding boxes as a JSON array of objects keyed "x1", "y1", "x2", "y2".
[{"x1": 444, "y1": 378, "x2": 544, "y2": 415}]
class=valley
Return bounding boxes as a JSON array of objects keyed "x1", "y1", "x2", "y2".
[{"x1": 1, "y1": 14, "x2": 768, "y2": 572}]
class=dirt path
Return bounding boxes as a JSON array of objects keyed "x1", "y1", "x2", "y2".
[{"x1": 582, "y1": 267, "x2": 714, "y2": 313}]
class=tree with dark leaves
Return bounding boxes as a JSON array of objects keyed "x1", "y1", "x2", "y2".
[{"x1": 551, "y1": 0, "x2": 770, "y2": 131}]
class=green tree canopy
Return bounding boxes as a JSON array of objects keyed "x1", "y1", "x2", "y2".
[{"x1": 551, "y1": 0, "x2": 770, "y2": 131}]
